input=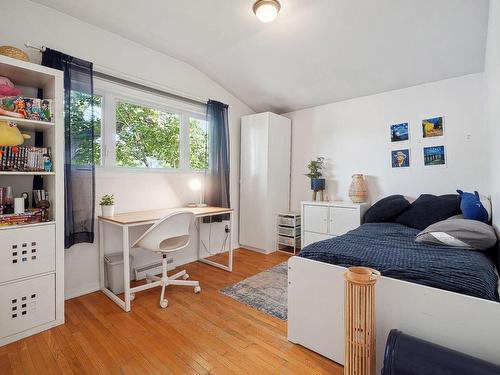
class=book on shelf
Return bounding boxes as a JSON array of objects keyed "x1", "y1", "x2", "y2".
[
  {"x1": 0, "y1": 209, "x2": 43, "y2": 226},
  {"x1": 0, "y1": 146, "x2": 51, "y2": 172}
]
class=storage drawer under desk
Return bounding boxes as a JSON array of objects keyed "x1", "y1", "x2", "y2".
[
  {"x1": 0, "y1": 224, "x2": 55, "y2": 283},
  {"x1": 0, "y1": 273, "x2": 55, "y2": 339}
]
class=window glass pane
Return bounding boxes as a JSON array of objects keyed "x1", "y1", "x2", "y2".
[
  {"x1": 115, "y1": 101, "x2": 180, "y2": 168},
  {"x1": 70, "y1": 91, "x2": 102, "y2": 166},
  {"x1": 189, "y1": 117, "x2": 208, "y2": 169}
]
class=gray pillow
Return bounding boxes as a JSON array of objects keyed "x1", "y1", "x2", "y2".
[{"x1": 415, "y1": 218, "x2": 497, "y2": 250}]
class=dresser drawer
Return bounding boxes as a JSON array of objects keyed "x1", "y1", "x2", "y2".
[
  {"x1": 303, "y1": 205, "x2": 329, "y2": 233},
  {"x1": 0, "y1": 224, "x2": 55, "y2": 283},
  {"x1": 328, "y1": 207, "x2": 360, "y2": 236},
  {"x1": 0, "y1": 274, "x2": 55, "y2": 339}
]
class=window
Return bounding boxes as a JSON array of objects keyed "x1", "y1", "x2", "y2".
[
  {"x1": 91, "y1": 78, "x2": 209, "y2": 171},
  {"x1": 115, "y1": 101, "x2": 181, "y2": 168},
  {"x1": 189, "y1": 117, "x2": 208, "y2": 170},
  {"x1": 70, "y1": 91, "x2": 102, "y2": 166}
]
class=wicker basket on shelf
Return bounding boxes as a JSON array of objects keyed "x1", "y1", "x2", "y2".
[{"x1": 0, "y1": 46, "x2": 29, "y2": 62}]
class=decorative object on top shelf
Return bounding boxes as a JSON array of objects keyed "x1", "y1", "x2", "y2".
[
  {"x1": 0, "y1": 76, "x2": 22, "y2": 98},
  {"x1": 0, "y1": 46, "x2": 29, "y2": 62},
  {"x1": 0, "y1": 97, "x2": 53, "y2": 122},
  {"x1": 0, "y1": 121, "x2": 31, "y2": 146},
  {"x1": 100, "y1": 194, "x2": 115, "y2": 217},
  {"x1": 305, "y1": 157, "x2": 326, "y2": 201},
  {"x1": 348, "y1": 174, "x2": 368, "y2": 203}
]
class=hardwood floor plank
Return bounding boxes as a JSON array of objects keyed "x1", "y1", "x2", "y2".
[{"x1": 2, "y1": 249, "x2": 342, "y2": 375}]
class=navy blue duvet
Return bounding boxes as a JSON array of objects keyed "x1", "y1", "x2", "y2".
[{"x1": 299, "y1": 223, "x2": 499, "y2": 301}]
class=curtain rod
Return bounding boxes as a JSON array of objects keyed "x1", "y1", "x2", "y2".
[{"x1": 24, "y1": 41, "x2": 212, "y2": 108}]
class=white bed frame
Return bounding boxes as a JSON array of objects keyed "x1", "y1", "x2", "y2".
[{"x1": 288, "y1": 256, "x2": 500, "y2": 373}]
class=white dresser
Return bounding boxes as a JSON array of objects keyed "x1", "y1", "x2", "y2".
[{"x1": 301, "y1": 201, "x2": 369, "y2": 247}]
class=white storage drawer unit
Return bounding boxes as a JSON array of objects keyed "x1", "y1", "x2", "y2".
[
  {"x1": 0, "y1": 274, "x2": 55, "y2": 339},
  {"x1": 0, "y1": 225, "x2": 55, "y2": 283},
  {"x1": 301, "y1": 201, "x2": 369, "y2": 247}
]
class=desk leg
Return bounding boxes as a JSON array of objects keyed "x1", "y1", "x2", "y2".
[
  {"x1": 197, "y1": 217, "x2": 201, "y2": 261},
  {"x1": 123, "y1": 225, "x2": 131, "y2": 312},
  {"x1": 198, "y1": 212, "x2": 233, "y2": 272},
  {"x1": 228, "y1": 211, "x2": 233, "y2": 272},
  {"x1": 99, "y1": 220, "x2": 105, "y2": 289}
]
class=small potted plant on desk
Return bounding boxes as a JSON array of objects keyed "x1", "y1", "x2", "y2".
[
  {"x1": 100, "y1": 194, "x2": 115, "y2": 217},
  {"x1": 305, "y1": 157, "x2": 326, "y2": 201}
]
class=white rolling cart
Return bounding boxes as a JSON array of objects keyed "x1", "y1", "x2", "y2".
[
  {"x1": 0, "y1": 55, "x2": 65, "y2": 346},
  {"x1": 276, "y1": 211, "x2": 301, "y2": 255}
]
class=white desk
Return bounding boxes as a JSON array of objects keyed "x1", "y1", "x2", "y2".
[{"x1": 98, "y1": 206, "x2": 233, "y2": 312}]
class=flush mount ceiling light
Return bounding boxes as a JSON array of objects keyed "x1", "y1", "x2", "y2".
[{"x1": 253, "y1": 0, "x2": 281, "y2": 23}]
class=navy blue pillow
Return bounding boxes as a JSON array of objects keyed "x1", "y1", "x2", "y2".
[
  {"x1": 394, "y1": 194, "x2": 461, "y2": 230},
  {"x1": 363, "y1": 195, "x2": 411, "y2": 223}
]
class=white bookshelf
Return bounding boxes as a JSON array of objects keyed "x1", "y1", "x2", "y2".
[
  {"x1": 0, "y1": 171, "x2": 55, "y2": 176},
  {"x1": 0, "y1": 115, "x2": 55, "y2": 130},
  {"x1": 0, "y1": 54, "x2": 64, "y2": 346}
]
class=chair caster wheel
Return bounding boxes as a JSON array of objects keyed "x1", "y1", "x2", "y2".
[
  {"x1": 194, "y1": 286, "x2": 201, "y2": 294},
  {"x1": 182, "y1": 273, "x2": 189, "y2": 280},
  {"x1": 160, "y1": 299, "x2": 168, "y2": 308},
  {"x1": 130, "y1": 293, "x2": 135, "y2": 301}
]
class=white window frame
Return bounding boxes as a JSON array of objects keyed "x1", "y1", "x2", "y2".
[{"x1": 94, "y1": 78, "x2": 207, "y2": 173}]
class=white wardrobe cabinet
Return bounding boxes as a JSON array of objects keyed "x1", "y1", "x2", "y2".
[
  {"x1": 239, "y1": 112, "x2": 291, "y2": 253},
  {"x1": 301, "y1": 201, "x2": 369, "y2": 247}
]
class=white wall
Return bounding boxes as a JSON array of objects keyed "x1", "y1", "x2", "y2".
[
  {"x1": 485, "y1": 0, "x2": 500, "y2": 232},
  {"x1": 0, "y1": 0, "x2": 254, "y2": 299},
  {"x1": 284, "y1": 73, "x2": 489, "y2": 211}
]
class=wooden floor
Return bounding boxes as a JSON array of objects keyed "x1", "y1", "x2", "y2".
[{"x1": 0, "y1": 249, "x2": 343, "y2": 375}]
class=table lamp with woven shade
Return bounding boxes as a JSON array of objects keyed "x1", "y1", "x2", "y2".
[{"x1": 0, "y1": 46, "x2": 29, "y2": 62}]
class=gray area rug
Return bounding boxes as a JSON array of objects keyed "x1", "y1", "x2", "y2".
[{"x1": 220, "y1": 262, "x2": 288, "y2": 320}]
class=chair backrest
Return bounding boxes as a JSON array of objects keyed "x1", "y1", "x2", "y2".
[{"x1": 132, "y1": 211, "x2": 194, "y2": 253}]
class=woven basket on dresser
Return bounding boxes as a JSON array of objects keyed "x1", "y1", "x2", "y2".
[{"x1": 0, "y1": 46, "x2": 29, "y2": 62}]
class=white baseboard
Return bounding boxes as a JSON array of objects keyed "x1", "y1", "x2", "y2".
[
  {"x1": 65, "y1": 282, "x2": 100, "y2": 300},
  {"x1": 240, "y1": 245, "x2": 276, "y2": 254}
]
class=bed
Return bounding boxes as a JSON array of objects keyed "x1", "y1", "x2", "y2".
[
  {"x1": 288, "y1": 218, "x2": 500, "y2": 373},
  {"x1": 299, "y1": 222, "x2": 499, "y2": 301}
]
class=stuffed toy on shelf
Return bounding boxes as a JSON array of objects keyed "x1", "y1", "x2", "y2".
[
  {"x1": 0, "y1": 76, "x2": 22, "y2": 98},
  {"x1": 0, "y1": 121, "x2": 31, "y2": 146}
]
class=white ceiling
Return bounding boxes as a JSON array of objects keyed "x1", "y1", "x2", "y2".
[{"x1": 31, "y1": 0, "x2": 490, "y2": 113}]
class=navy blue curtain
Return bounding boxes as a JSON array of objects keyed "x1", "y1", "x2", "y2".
[
  {"x1": 41, "y1": 48, "x2": 96, "y2": 248},
  {"x1": 205, "y1": 100, "x2": 230, "y2": 220}
]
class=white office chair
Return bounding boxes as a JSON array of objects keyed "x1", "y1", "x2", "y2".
[{"x1": 131, "y1": 211, "x2": 201, "y2": 308}]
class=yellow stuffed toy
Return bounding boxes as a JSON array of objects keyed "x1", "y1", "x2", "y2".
[{"x1": 0, "y1": 121, "x2": 31, "y2": 146}]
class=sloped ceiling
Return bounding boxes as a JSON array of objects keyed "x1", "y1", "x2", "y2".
[{"x1": 31, "y1": 0, "x2": 490, "y2": 113}]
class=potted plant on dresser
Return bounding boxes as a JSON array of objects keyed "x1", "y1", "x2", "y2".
[
  {"x1": 305, "y1": 157, "x2": 326, "y2": 201},
  {"x1": 100, "y1": 194, "x2": 115, "y2": 217}
]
